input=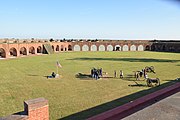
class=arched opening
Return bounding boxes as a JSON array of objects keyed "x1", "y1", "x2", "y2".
[
  {"x1": 29, "y1": 46, "x2": 35, "y2": 54},
  {"x1": 99, "y1": 45, "x2": 105, "y2": 51},
  {"x1": 138, "y1": 45, "x2": 144, "y2": 51},
  {"x1": 107, "y1": 45, "x2": 113, "y2": 51},
  {"x1": 122, "y1": 45, "x2": 129, "y2": 51},
  {"x1": 68, "y1": 45, "x2": 72, "y2": 51},
  {"x1": 56, "y1": 45, "x2": 60, "y2": 51},
  {"x1": 37, "y1": 46, "x2": 42, "y2": 53},
  {"x1": 20, "y1": 47, "x2": 27, "y2": 55},
  {"x1": 90, "y1": 45, "x2": 97, "y2": 51},
  {"x1": 74, "y1": 45, "x2": 80, "y2": 51},
  {"x1": 145, "y1": 45, "x2": 150, "y2": 51},
  {"x1": 61, "y1": 45, "x2": 64, "y2": 51},
  {"x1": 130, "y1": 45, "x2": 136, "y2": 51},
  {"x1": 65, "y1": 48, "x2": 67, "y2": 51},
  {"x1": 115, "y1": 45, "x2": 121, "y2": 51},
  {"x1": 82, "y1": 45, "x2": 89, "y2": 51},
  {"x1": 9, "y1": 47, "x2": 17, "y2": 57},
  {"x1": 0, "y1": 48, "x2": 6, "y2": 58},
  {"x1": 52, "y1": 45, "x2": 54, "y2": 51}
]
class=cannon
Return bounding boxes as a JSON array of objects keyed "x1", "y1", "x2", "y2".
[
  {"x1": 146, "y1": 78, "x2": 160, "y2": 87},
  {"x1": 145, "y1": 66, "x2": 155, "y2": 73}
]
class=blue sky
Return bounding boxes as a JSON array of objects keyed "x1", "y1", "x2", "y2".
[{"x1": 0, "y1": 0, "x2": 180, "y2": 40}]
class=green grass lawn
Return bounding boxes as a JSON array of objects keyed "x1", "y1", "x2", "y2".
[{"x1": 0, "y1": 51, "x2": 180, "y2": 120}]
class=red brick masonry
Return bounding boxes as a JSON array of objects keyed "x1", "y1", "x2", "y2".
[
  {"x1": 0, "y1": 98, "x2": 49, "y2": 120},
  {"x1": 24, "y1": 98, "x2": 49, "y2": 120},
  {"x1": 88, "y1": 82, "x2": 180, "y2": 120}
]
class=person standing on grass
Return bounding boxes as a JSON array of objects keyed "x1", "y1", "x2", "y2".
[
  {"x1": 95, "y1": 70, "x2": 99, "y2": 80},
  {"x1": 114, "y1": 70, "x2": 117, "y2": 78},
  {"x1": 91, "y1": 68, "x2": 94, "y2": 78},
  {"x1": 120, "y1": 70, "x2": 123, "y2": 78},
  {"x1": 136, "y1": 73, "x2": 139, "y2": 80},
  {"x1": 99, "y1": 68, "x2": 102, "y2": 76},
  {"x1": 143, "y1": 69, "x2": 146, "y2": 78}
]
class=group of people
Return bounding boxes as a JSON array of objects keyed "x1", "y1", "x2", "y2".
[
  {"x1": 135, "y1": 68, "x2": 148, "y2": 80},
  {"x1": 114, "y1": 70, "x2": 124, "y2": 78},
  {"x1": 91, "y1": 68, "x2": 102, "y2": 80}
]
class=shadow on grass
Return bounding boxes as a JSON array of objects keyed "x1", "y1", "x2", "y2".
[
  {"x1": 75, "y1": 73, "x2": 93, "y2": 80},
  {"x1": 27, "y1": 74, "x2": 39, "y2": 76},
  {"x1": 75, "y1": 73, "x2": 114, "y2": 80},
  {"x1": 67, "y1": 57, "x2": 180, "y2": 63},
  {"x1": 60, "y1": 79, "x2": 179, "y2": 120}
]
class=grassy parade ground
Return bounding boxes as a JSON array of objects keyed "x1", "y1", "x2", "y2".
[{"x1": 0, "y1": 51, "x2": 179, "y2": 119}]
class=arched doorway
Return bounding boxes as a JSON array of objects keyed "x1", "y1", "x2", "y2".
[
  {"x1": 29, "y1": 46, "x2": 35, "y2": 54},
  {"x1": 107, "y1": 45, "x2": 113, "y2": 51},
  {"x1": 61, "y1": 45, "x2": 64, "y2": 51},
  {"x1": 9, "y1": 48, "x2": 17, "y2": 57},
  {"x1": 82, "y1": 45, "x2": 89, "y2": 51},
  {"x1": 99, "y1": 45, "x2": 105, "y2": 51},
  {"x1": 52, "y1": 45, "x2": 54, "y2": 51},
  {"x1": 56, "y1": 45, "x2": 60, "y2": 51},
  {"x1": 68, "y1": 45, "x2": 72, "y2": 51},
  {"x1": 115, "y1": 45, "x2": 121, "y2": 51},
  {"x1": 145, "y1": 45, "x2": 150, "y2": 51},
  {"x1": 130, "y1": 45, "x2": 136, "y2": 51},
  {"x1": 74, "y1": 45, "x2": 80, "y2": 51},
  {"x1": 90, "y1": 45, "x2": 97, "y2": 51},
  {"x1": 37, "y1": 46, "x2": 42, "y2": 53},
  {"x1": 138, "y1": 45, "x2": 144, "y2": 51},
  {"x1": 0, "y1": 48, "x2": 6, "y2": 58},
  {"x1": 20, "y1": 47, "x2": 27, "y2": 55},
  {"x1": 122, "y1": 45, "x2": 129, "y2": 51}
]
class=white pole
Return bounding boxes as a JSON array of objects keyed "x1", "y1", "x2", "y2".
[{"x1": 57, "y1": 65, "x2": 58, "y2": 74}]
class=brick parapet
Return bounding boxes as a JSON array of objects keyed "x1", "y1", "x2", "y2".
[{"x1": 0, "y1": 98, "x2": 49, "y2": 120}]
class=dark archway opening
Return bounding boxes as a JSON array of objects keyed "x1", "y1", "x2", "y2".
[
  {"x1": 61, "y1": 45, "x2": 64, "y2": 51},
  {"x1": 116, "y1": 47, "x2": 120, "y2": 51},
  {"x1": 0, "y1": 48, "x2": 6, "y2": 58},
  {"x1": 10, "y1": 48, "x2": 17, "y2": 57},
  {"x1": 37, "y1": 46, "x2": 42, "y2": 53},
  {"x1": 145, "y1": 45, "x2": 150, "y2": 51},
  {"x1": 52, "y1": 46, "x2": 54, "y2": 51},
  {"x1": 56, "y1": 45, "x2": 59, "y2": 51},
  {"x1": 20, "y1": 47, "x2": 27, "y2": 55},
  {"x1": 29, "y1": 47, "x2": 35, "y2": 54},
  {"x1": 68, "y1": 45, "x2": 72, "y2": 51}
]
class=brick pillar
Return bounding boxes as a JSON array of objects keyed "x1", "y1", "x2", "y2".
[{"x1": 24, "y1": 98, "x2": 49, "y2": 120}]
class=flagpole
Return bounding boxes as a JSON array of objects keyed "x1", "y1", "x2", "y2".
[{"x1": 57, "y1": 65, "x2": 58, "y2": 74}]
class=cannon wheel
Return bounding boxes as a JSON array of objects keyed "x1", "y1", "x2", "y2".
[
  {"x1": 147, "y1": 78, "x2": 153, "y2": 87},
  {"x1": 147, "y1": 78, "x2": 160, "y2": 87},
  {"x1": 154, "y1": 78, "x2": 160, "y2": 86}
]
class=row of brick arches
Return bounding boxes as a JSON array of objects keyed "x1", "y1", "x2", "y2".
[
  {"x1": 0, "y1": 46, "x2": 43, "y2": 58},
  {"x1": 0, "y1": 44, "x2": 73, "y2": 58},
  {"x1": 51, "y1": 45, "x2": 72, "y2": 52},
  {"x1": 74, "y1": 44, "x2": 146, "y2": 51}
]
